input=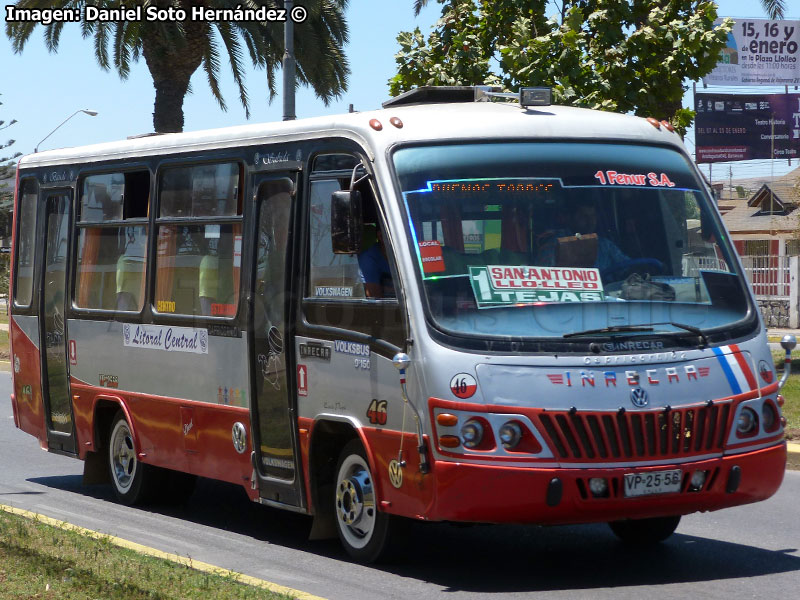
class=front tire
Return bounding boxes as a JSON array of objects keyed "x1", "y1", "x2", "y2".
[
  {"x1": 108, "y1": 410, "x2": 156, "y2": 505},
  {"x1": 608, "y1": 515, "x2": 681, "y2": 545},
  {"x1": 334, "y1": 439, "x2": 393, "y2": 562}
]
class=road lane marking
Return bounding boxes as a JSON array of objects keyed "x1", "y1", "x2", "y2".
[{"x1": 0, "y1": 503, "x2": 327, "y2": 600}]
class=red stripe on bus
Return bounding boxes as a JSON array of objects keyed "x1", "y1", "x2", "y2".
[{"x1": 729, "y1": 344, "x2": 757, "y2": 390}]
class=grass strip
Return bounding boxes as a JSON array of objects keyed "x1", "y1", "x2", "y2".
[
  {"x1": 0, "y1": 506, "x2": 312, "y2": 600},
  {"x1": 774, "y1": 353, "x2": 800, "y2": 438}
]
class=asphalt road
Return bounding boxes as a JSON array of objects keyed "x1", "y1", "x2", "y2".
[{"x1": 1, "y1": 371, "x2": 800, "y2": 600}]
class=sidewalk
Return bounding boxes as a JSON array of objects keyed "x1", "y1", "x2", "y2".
[{"x1": 768, "y1": 327, "x2": 800, "y2": 340}]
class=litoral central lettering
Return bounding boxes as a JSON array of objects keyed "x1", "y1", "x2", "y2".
[
  {"x1": 164, "y1": 329, "x2": 199, "y2": 351},
  {"x1": 133, "y1": 326, "x2": 163, "y2": 347},
  {"x1": 124, "y1": 324, "x2": 207, "y2": 354}
]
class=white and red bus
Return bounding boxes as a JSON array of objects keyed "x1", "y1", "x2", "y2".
[{"x1": 9, "y1": 86, "x2": 793, "y2": 562}]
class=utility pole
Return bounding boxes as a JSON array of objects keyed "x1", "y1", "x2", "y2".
[
  {"x1": 729, "y1": 165, "x2": 733, "y2": 200},
  {"x1": 282, "y1": 0, "x2": 296, "y2": 121}
]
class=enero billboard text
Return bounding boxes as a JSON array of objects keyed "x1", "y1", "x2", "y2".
[
  {"x1": 704, "y1": 18, "x2": 800, "y2": 86},
  {"x1": 694, "y1": 93, "x2": 800, "y2": 163}
]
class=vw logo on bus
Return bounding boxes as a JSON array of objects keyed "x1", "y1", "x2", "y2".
[{"x1": 630, "y1": 388, "x2": 649, "y2": 408}]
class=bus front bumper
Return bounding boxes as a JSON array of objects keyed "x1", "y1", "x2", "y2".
[{"x1": 427, "y1": 442, "x2": 786, "y2": 525}]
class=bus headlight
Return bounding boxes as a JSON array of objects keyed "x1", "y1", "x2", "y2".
[
  {"x1": 461, "y1": 420, "x2": 484, "y2": 448},
  {"x1": 736, "y1": 407, "x2": 757, "y2": 435},
  {"x1": 499, "y1": 421, "x2": 522, "y2": 449}
]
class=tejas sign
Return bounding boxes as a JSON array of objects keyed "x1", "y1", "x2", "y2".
[
  {"x1": 695, "y1": 93, "x2": 800, "y2": 163},
  {"x1": 469, "y1": 265, "x2": 604, "y2": 308},
  {"x1": 704, "y1": 18, "x2": 800, "y2": 86}
]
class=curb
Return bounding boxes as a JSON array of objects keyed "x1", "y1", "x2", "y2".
[{"x1": 0, "y1": 504, "x2": 327, "y2": 600}]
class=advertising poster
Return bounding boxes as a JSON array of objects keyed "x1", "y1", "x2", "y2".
[
  {"x1": 694, "y1": 93, "x2": 800, "y2": 163},
  {"x1": 703, "y1": 18, "x2": 800, "y2": 86}
]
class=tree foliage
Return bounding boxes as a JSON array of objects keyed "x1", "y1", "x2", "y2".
[
  {"x1": 6, "y1": 1, "x2": 350, "y2": 133},
  {"x1": 0, "y1": 93, "x2": 20, "y2": 181},
  {"x1": 392, "y1": 0, "x2": 732, "y2": 135},
  {"x1": 760, "y1": 0, "x2": 785, "y2": 20},
  {"x1": 1, "y1": 93, "x2": 16, "y2": 277}
]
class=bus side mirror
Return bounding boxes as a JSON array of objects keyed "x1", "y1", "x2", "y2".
[{"x1": 331, "y1": 189, "x2": 363, "y2": 254}]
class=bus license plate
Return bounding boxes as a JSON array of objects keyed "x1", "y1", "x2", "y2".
[{"x1": 623, "y1": 469, "x2": 682, "y2": 498}]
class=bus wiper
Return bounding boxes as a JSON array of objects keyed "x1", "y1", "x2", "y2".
[
  {"x1": 563, "y1": 325, "x2": 654, "y2": 338},
  {"x1": 654, "y1": 321, "x2": 710, "y2": 347}
]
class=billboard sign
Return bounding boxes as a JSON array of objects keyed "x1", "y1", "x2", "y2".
[
  {"x1": 694, "y1": 93, "x2": 800, "y2": 163},
  {"x1": 703, "y1": 18, "x2": 800, "y2": 86}
]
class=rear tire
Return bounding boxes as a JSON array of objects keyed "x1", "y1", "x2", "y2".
[
  {"x1": 608, "y1": 515, "x2": 681, "y2": 545},
  {"x1": 334, "y1": 439, "x2": 393, "y2": 563},
  {"x1": 108, "y1": 410, "x2": 156, "y2": 505}
]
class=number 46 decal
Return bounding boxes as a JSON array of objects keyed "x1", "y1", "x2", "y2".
[
  {"x1": 450, "y1": 373, "x2": 477, "y2": 399},
  {"x1": 367, "y1": 399, "x2": 388, "y2": 425}
]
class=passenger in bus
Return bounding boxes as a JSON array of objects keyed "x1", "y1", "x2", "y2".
[
  {"x1": 115, "y1": 255, "x2": 139, "y2": 311},
  {"x1": 199, "y1": 253, "x2": 219, "y2": 316},
  {"x1": 536, "y1": 199, "x2": 628, "y2": 273},
  {"x1": 115, "y1": 226, "x2": 146, "y2": 311},
  {"x1": 357, "y1": 224, "x2": 395, "y2": 298}
]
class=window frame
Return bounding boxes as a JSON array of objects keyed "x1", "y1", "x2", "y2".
[
  {"x1": 152, "y1": 159, "x2": 245, "y2": 321},
  {"x1": 303, "y1": 154, "x2": 400, "y2": 306},
  {"x1": 743, "y1": 239, "x2": 770, "y2": 256},
  {"x1": 12, "y1": 177, "x2": 40, "y2": 311},
  {"x1": 72, "y1": 167, "x2": 152, "y2": 315},
  {"x1": 386, "y1": 138, "x2": 760, "y2": 353}
]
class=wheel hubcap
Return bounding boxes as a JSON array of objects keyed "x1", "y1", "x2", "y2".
[
  {"x1": 111, "y1": 423, "x2": 136, "y2": 491},
  {"x1": 336, "y1": 465, "x2": 375, "y2": 538}
]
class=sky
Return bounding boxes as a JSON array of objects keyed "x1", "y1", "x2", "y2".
[{"x1": 1, "y1": 0, "x2": 798, "y2": 183}]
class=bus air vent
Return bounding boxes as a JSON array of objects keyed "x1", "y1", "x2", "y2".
[{"x1": 537, "y1": 403, "x2": 732, "y2": 462}]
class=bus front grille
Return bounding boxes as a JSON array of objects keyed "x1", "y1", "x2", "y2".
[{"x1": 536, "y1": 403, "x2": 732, "y2": 461}]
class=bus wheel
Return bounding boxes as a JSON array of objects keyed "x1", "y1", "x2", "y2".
[
  {"x1": 608, "y1": 515, "x2": 681, "y2": 545},
  {"x1": 108, "y1": 411, "x2": 155, "y2": 505},
  {"x1": 334, "y1": 440, "x2": 392, "y2": 562}
]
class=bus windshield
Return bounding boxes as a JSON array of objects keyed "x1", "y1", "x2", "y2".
[{"x1": 393, "y1": 142, "x2": 752, "y2": 343}]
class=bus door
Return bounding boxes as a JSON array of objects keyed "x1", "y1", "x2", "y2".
[
  {"x1": 40, "y1": 191, "x2": 76, "y2": 455},
  {"x1": 249, "y1": 173, "x2": 305, "y2": 508}
]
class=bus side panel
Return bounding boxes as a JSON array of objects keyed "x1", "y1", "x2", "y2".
[
  {"x1": 67, "y1": 319, "x2": 253, "y2": 485},
  {"x1": 297, "y1": 418, "x2": 434, "y2": 519},
  {"x1": 70, "y1": 383, "x2": 254, "y2": 487},
  {"x1": 360, "y1": 428, "x2": 435, "y2": 519},
  {"x1": 10, "y1": 316, "x2": 46, "y2": 444}
]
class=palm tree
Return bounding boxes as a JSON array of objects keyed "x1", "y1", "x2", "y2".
[
  {"x1": 760, "y1": 0, "x2": 785, "y2": 19},
  {"x1": 6, "y1": 1, "x2": 349, "y2": 133}
]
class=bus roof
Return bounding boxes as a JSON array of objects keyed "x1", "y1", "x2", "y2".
[{"x1": 18, "y1": 101, "x2": 685, "y2": 169}]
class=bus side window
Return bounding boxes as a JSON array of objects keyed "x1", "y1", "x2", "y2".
[
  {"x1": 14, "y1": 179, "x2": 38, "y2": 308},
  {"x1": 154, "y1": 162, "x2": 242, "y2": 317},
  {"x1": 75, "y1": 171, "x2": 150, "y2": 312},
  {"x1": 307, "y1": 178, "x2": 367, "y2": 300}
]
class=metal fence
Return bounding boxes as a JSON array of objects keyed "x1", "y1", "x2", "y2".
[{"x1": 740, "y1": 255, "x2": 791, "y2": 299}]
